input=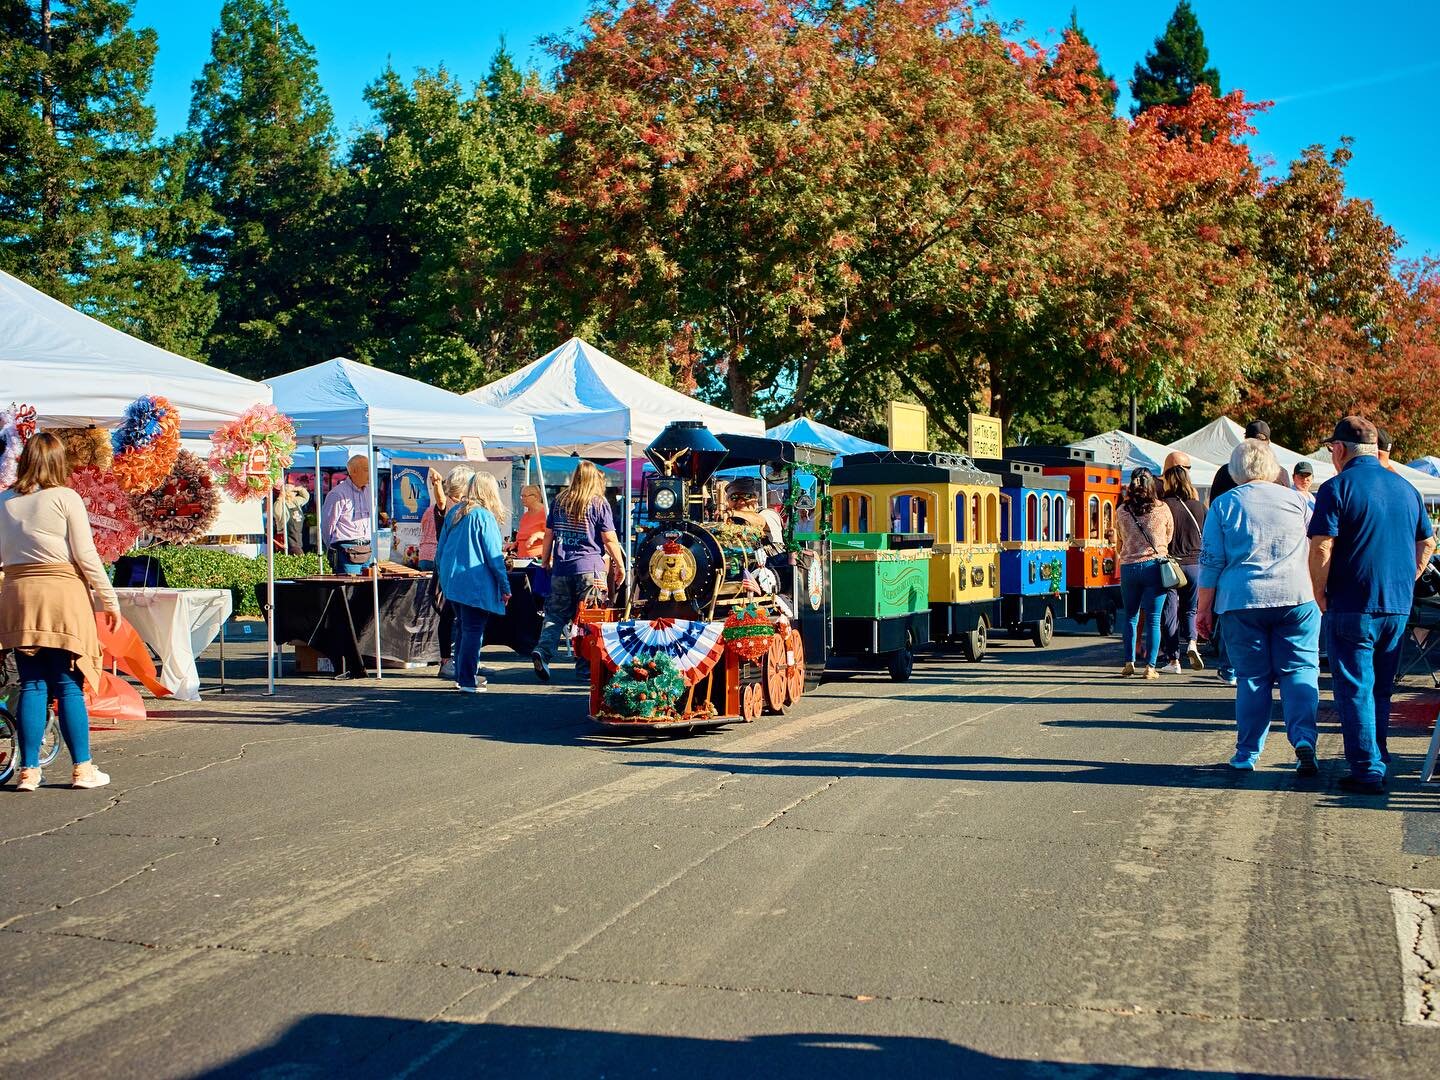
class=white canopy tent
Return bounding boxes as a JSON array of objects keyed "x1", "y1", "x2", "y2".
[
  {"x1": 266, "y1": 358, "x2": 539, "y2": 689},
  {"x1": 1070, "y1": 429, "x2": 1222, "y2": 488},
  {"x1": 0, "y1": 268, "x2": 270, "y2": 430},
  {"x1": 1171, "y1": 417, "x2": 1339, "y2": 486},
  {"x1": 469, "y1": 337, "x2": 764, "y2": 570}
]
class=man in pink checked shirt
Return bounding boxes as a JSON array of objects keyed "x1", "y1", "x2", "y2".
[{"x1": 323, "y1": 455, "x2": 373, "y2": 575}]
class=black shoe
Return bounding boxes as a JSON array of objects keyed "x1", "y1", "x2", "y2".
[
  {"x1": 531, "y1": 651, "x2": 551, "y2": 682},
  {"x1": 1295, "y1": 744, "x2": 1318, "y2": 777},
  {"x1": 1337, "y1": 775, "x2": 1385, "y2": 795}
]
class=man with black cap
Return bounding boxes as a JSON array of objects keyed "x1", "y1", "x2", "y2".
[
  {"x1": 1292, "y1": 459, "x2": 1316, "y2": 515},
  {"x1": 1208, "y1": 421, "x2": 1292, "y2": 502},
  {"x1": 1376, "y1": 427, "x2": 1398, "y2": 472},
  {"x1": 1309, "y1": 416, "x2": 1436, "y2": 794}
]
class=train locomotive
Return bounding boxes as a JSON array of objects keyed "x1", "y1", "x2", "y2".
[{"x1": 576, "y1": 421, "x2": 833, "y2": 731}]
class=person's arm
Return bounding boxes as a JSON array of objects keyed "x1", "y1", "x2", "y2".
[
  {"x1": 1416, "y1": 494, "x2": 1437, "y2": 579},
  {"x1": 1309, "y1": 537, "x2": 1334, "y2": 614},
  {"x1": 480, "y1": 513, "x2": 510, "y2": 605},
  {"x1": 322, "y1": 483, "x2": 349, "y2": 545},
  {"x1": 1418, "y1": 536, "x2": 1437, "y2": 580},
  {"x1": 602, "y1": 529, "x2": 626, "y2": 589},
  {"x1": 1113, "y1": 510, "x2": 1127, "y2": 558},
  {"x1": 61, "y1": 490, "x2": 120, "y2": 618},
  {"x1": 1195, "y1": 505, "x2": 1225, "y2": 637},
  {"x1": 540, "y1": 529, "x2": 554, "y2": 570}
]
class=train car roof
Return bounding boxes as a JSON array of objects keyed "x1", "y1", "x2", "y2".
[
  {"x1": 831, "y1": 450, "x2": 1002, "y2": 487},
  {"x1": 1002, "y1": 444, "x2": 1117, "y2": 469},
  {"x1": 716, "y1": 433, "x2": 835, "y2": 468},
  {"x1": 974, "y1": 457, "x2": 1072, "y2": 492}
]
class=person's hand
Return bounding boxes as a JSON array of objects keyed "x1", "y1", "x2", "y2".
[
  {"x1": 1196, "y1": 607, "x2": 1214, "y2": 639},
  {"x1": 502, "y1": 593, "x2": 511, "y2": 606},
  {"x1": 102, "y1": 611, "x2": 121, "y2": 634},
  {"x1": 1315, "y1": 593, "x2": 1327, "y2": 614}
]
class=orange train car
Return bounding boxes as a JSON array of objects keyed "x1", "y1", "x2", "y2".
[{"x1": 1006, "y1": 445, "x2": 1122, "y2": 635}]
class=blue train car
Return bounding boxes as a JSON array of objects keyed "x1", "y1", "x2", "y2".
[{"x1": 978, "y1": 457, "x2": 1070, "y2": 647}]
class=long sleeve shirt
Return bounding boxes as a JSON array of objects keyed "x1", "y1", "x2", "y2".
[
  {"x1": 322, "y1": 478, "x2": 371, "y2": 545},
  {"x1": 436, "y1": 504, "x2": 509, "y2": 615},
  {"x1": 1198, "y1": 481, "x2": 1314, "y2": 614},
  {"x1": 0, "y1": 487, "x2": 120, "y2": 613}
]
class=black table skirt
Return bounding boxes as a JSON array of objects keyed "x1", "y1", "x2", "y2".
[{"x1": 257, "y1": 572, "x2": 543, "y2": 676}]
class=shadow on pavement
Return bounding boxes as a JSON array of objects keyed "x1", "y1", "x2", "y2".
[{"x1": 194, "y1": 1014, "x2": 1308, "y2": 1079}]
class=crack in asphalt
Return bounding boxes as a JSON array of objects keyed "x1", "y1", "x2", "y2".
[
  {"x1": 0, "y1": 844, "x2": 212, "y2": 932},
  {"x1": 0, "y1": 730, "x2": 357, "y2": 848},
  {"x1": 0, "y1": 923, "x2": 1404, "y2": 1029}
]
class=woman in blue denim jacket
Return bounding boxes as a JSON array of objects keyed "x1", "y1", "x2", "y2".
[
  {"x1": 1197, "y1": 439, "x2": 1320, "y2": 773},
  {"x1": 436, "y1": 472, "x2": 510, "y2": 693}
]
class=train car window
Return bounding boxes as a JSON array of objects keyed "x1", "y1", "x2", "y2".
[
  {"x1": 986, "y1": 493, "x2": 998, "y2": 543},
  {"x1": 1041, "y1": 494, "x2": 1052, "y2": 540},
  {"x1": 999, "y1": 494, "x2": 1012, "y2": 542},
  {"x1": 1025, "y1": 493, "x2": 1038, "y2": 541},
  {"x1": 954, "y1": 492, "x2": 967, "y2": 542},
  {"x1": 1055, "y1": 496, "x2": 1067, "y2": 541},
  {"x1": 1088, "y1": 495, "x2": 1100, "y2": 539},
  {"x1": 971, "y1": 493, "x2": 982, "y2": 543},
  {"x1": 890, "y1": 492, "x2": 929, "y2": 534},
  {"x1": 1102, "y1": 499, "x2": 1113, "y2": 540}
]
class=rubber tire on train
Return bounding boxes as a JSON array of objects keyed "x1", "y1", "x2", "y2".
[
  {"x1": 1029, "y1": 607, "x2": 1055, "y2": 648},
  {"x1": 959, "y1": 616, "x2": 988, "y2": 662}
]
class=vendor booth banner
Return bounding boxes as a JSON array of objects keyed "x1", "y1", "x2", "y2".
[
  {"x1": 592, "y1": 618, "x2": 726, "y2": 686},
  {"x1": 392, "y1": 458, "x2": 506, "y2": 569}
]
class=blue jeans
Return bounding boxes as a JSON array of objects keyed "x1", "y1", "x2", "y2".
[
  {"x1": 1121, "y1": 560, "x2": 1166, "y2": 667},
  {"x1": 451, "y1": 603, "x2": 491, "y2": 690},
  {"x1": 1326, "y1": 612, "x2": 1406, "y2": 783},
  {"x1": 1221, "y1": 603, "x2": 1320, "y2": 764},
  {"x1": 1159, "y1": 563, "x2": 1200, "y2": 664},
  {"x1": 536, "y1": 572, "x2": 604, "y2": 663},
  {"x1": 14, "y1": 648, "x2": 91, "y2": 769}
]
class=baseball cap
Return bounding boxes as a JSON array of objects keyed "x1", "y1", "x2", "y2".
[
  {"x1": 1293, "y1": 460, "x2": 1314, "y2": 477},
  {"x1": 1327, "y1": 415, "x2": 1378, "y2": 445},
  {"x1": 1244, "y1": 420, "x2": 1271, "y2": 440},
  {"x1": 1376, "y1": 427, "x2": 1393, "y2": 452}
]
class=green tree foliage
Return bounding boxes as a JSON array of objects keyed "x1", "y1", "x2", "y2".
[
  {"x1": 0, "y1": 0, "x2": 214, "y2": 354},
  {"x1": 1130, "y1": 0, "x2": 1221, "y2": 115},
  {"x1": 184, "y1": 0, "x2": 343, "y2": 378},
  {"x1": 342, "y1": 49, "x2": 553, "y2": 390}
]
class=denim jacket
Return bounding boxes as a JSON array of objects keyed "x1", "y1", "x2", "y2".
[
  {"x1": 436, "y1": 504, "x2": 509, "y2": 615},
  {"x1": 1198, "y1": 481, "x2": 1314, "y2": 613}
]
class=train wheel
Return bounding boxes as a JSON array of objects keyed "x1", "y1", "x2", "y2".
[
  {"x1": 1095, "y1": 608, "x2": 1114, "y2": 636},
  {"x1": 959, "y1": 617, "x2": 989, "y2": 662},
  {"x1": 1030, "y1": 607, "x2": 1055, "y2": 648},
  {"x1": 785, "y1": 630, "x2": 805, "y2": 705},
  {"x1": 887, "y1": 647, "x2": 914, "y2": 682},
  {"x1": 762, "y1": 634, "x2": 789, "y2": 714},
  {"x1": 741, "y1": 681, "x2": 765, "y2": 722}
]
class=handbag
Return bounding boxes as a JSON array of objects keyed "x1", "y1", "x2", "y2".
[{"x1": 1127, "y1": 507, "x2": 1187, "y2": 589}]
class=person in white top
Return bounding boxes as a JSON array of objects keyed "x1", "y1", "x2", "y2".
[{"x1": 0, "y1": 433, "x2": 119, "y2": 791}]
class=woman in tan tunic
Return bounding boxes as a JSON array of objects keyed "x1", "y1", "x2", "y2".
[{"x1": 0, "y1": 433, "x2": 119, "y2": 791}]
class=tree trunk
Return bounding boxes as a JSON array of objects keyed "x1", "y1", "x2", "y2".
[
  {"x1": 726, "y1": 334, "x2": 753, "y2": 417},
  {"x1": 39, "y1": 0, "x2": 59, "y2": 233}
]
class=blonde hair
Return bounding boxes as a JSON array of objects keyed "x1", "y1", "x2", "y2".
[
  {"x1": 15, "y1": 432, "x2": 71, "y2": 494},
  {"x1": 555, "y1": 460, "x2": 606, "y2": 520},
  {"x1": 1162, "y1": 465, "x2": 1197, "y2": 502},
  {"x1": 520, "y1": 484, "x2": 542, "y2": 502},
  {"x1": 457, "y1": 471, "x2": 508, "y2": 530}
]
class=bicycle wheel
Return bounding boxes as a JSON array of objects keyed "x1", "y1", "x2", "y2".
[
  {"x1": 39, "y1": 710, "x2": 61, "y2": 767},
  {"x1": 0, "y1": 709, "x2": 16, "y2": 786}
]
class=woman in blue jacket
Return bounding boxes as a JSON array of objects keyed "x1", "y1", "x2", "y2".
[{"x1": 436, "y1": 472, "x2": 510, "y2": 692}]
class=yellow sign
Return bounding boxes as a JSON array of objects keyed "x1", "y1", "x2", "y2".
[
  {"x1": 887, "y1": 401, "x2": 928, "y2": 451},
  {"x1": 968, "y1": 413, "x2": 1003, "y2": 459}
]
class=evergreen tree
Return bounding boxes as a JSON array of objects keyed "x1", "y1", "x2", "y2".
[
  {"x1": 0, "y1": 0, "x2": 215, "y2": 354},
  {"x1": 343, "y1": 48, "x2": 554, "y2": 390},
  {"x1": 1064, "y1": 8, "x2": 1117, "y2": 113},
  {"x1": 1130, "y1": 0, "x2": 1221, "y2": 115},
  {"x1": 185, "y1": 0, "x2": 342, "y2": 378}
]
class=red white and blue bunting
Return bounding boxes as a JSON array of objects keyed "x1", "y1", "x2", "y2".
[{"x1": 593, "y1": 618, "x2": 726, "y2": 686}]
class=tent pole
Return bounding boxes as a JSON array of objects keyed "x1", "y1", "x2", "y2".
[
  {"x1": 369, "y1": 432, "x2": 382, "y2": 680},
  {"x1": 265, "y1": 486, "x2": 276, "y2": 696},
  {"x1": 532, "y1": 435, "x2": 547, "y2": 510},
  {"x1": 624, "y1": 438, "x2": 634, "y2": 603},
  {"x1": 313, "y1": 438, "x2": 323, "y2": 558}
]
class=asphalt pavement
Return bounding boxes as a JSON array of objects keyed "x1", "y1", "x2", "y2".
[{"x1": 1, "y1": 626, "x2": 1438, "y2": 1078}]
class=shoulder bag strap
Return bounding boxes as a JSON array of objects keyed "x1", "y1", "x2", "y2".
[
  {"x1": 1126, "y1": 506, "x2": 1163, "y2": 558},
  {"x1": 1178, "y1": 499, "x2": 1201, "y2": 533}
]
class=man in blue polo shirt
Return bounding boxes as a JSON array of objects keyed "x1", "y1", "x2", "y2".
[{"x1": 1309, "y1": 416, "x2": 1437, "y2": 794}]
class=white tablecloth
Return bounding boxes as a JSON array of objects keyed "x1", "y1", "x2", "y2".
[{"x1": 113, "y1": 588, "x2": 233, "y2": 702}]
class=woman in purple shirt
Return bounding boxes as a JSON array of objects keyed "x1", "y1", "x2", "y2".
[{"x1": 531, "y1": 462, "x2": 627, "y2": 682}]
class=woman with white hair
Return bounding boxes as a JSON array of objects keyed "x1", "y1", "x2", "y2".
[
  {"x1": 1197, "y1": 439, "x2": 1320, "y2": 773},
  {"x1": 435, "y1": 469, "x2": 510, "y2": 692}
]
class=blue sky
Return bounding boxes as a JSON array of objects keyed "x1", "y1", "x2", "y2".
[{"x1": 133, "y1": 0, "x2": 1437, "y2": 258}]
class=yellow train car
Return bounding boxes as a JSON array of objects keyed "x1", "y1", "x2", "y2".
[{"x1": 830, "y1": 451, "x2": 1004, "y2": 661}]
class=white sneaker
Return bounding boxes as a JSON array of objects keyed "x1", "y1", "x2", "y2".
[
  {"x1": 456, "y1": 676, "x2": 488, "y2": 694},
  {"x1": 1160, "y1": 660, "x2": 1182, "y2": 675},
  {"x1": 71, "y1": 764, "x2": 110, "y2": 789},
  {"x1": 1187, "y1": 647, "x2": 1204, "y2": 671}
]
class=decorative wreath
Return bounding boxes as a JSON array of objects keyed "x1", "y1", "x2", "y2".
[
  {"x1": 0, "y1": 402, "x2": 37, "y2": 492},
  {"x1": 208, "y1": 404, "x2": 297, "y2": 502},
  {"x1": 68, "y1": 466, "x2": 141, "y2": 563},
  {"x1": 127, "y1": 451, "x2": 220, "y2": 545},
  {"x1": 111, "y1": 395, "x2": 181, "y2": 494},
  {"x1": 602, "y1": 652, "x2": 687, "y2": 719},
  {"x1": 723, "y1": 603, "x2": 777, "y2": 662},
  {"x1": 53, "y1": 426, "x2": 113, "y2": 471}
]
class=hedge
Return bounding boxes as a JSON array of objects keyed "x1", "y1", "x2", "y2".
[{"x1": 138, "y1": 547, "x2": 328, "y2": 618}]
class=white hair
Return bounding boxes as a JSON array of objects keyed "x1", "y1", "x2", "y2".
[
  {"x1": 1229, "y1": 438, "x2": 1280, "y2": 484},
  {"x1": 1336, "y1": 441, "x2": 1378, "y2": 459},
  {"x1": 443, "y1": 465, "x2": 476, "y2": 502}
]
